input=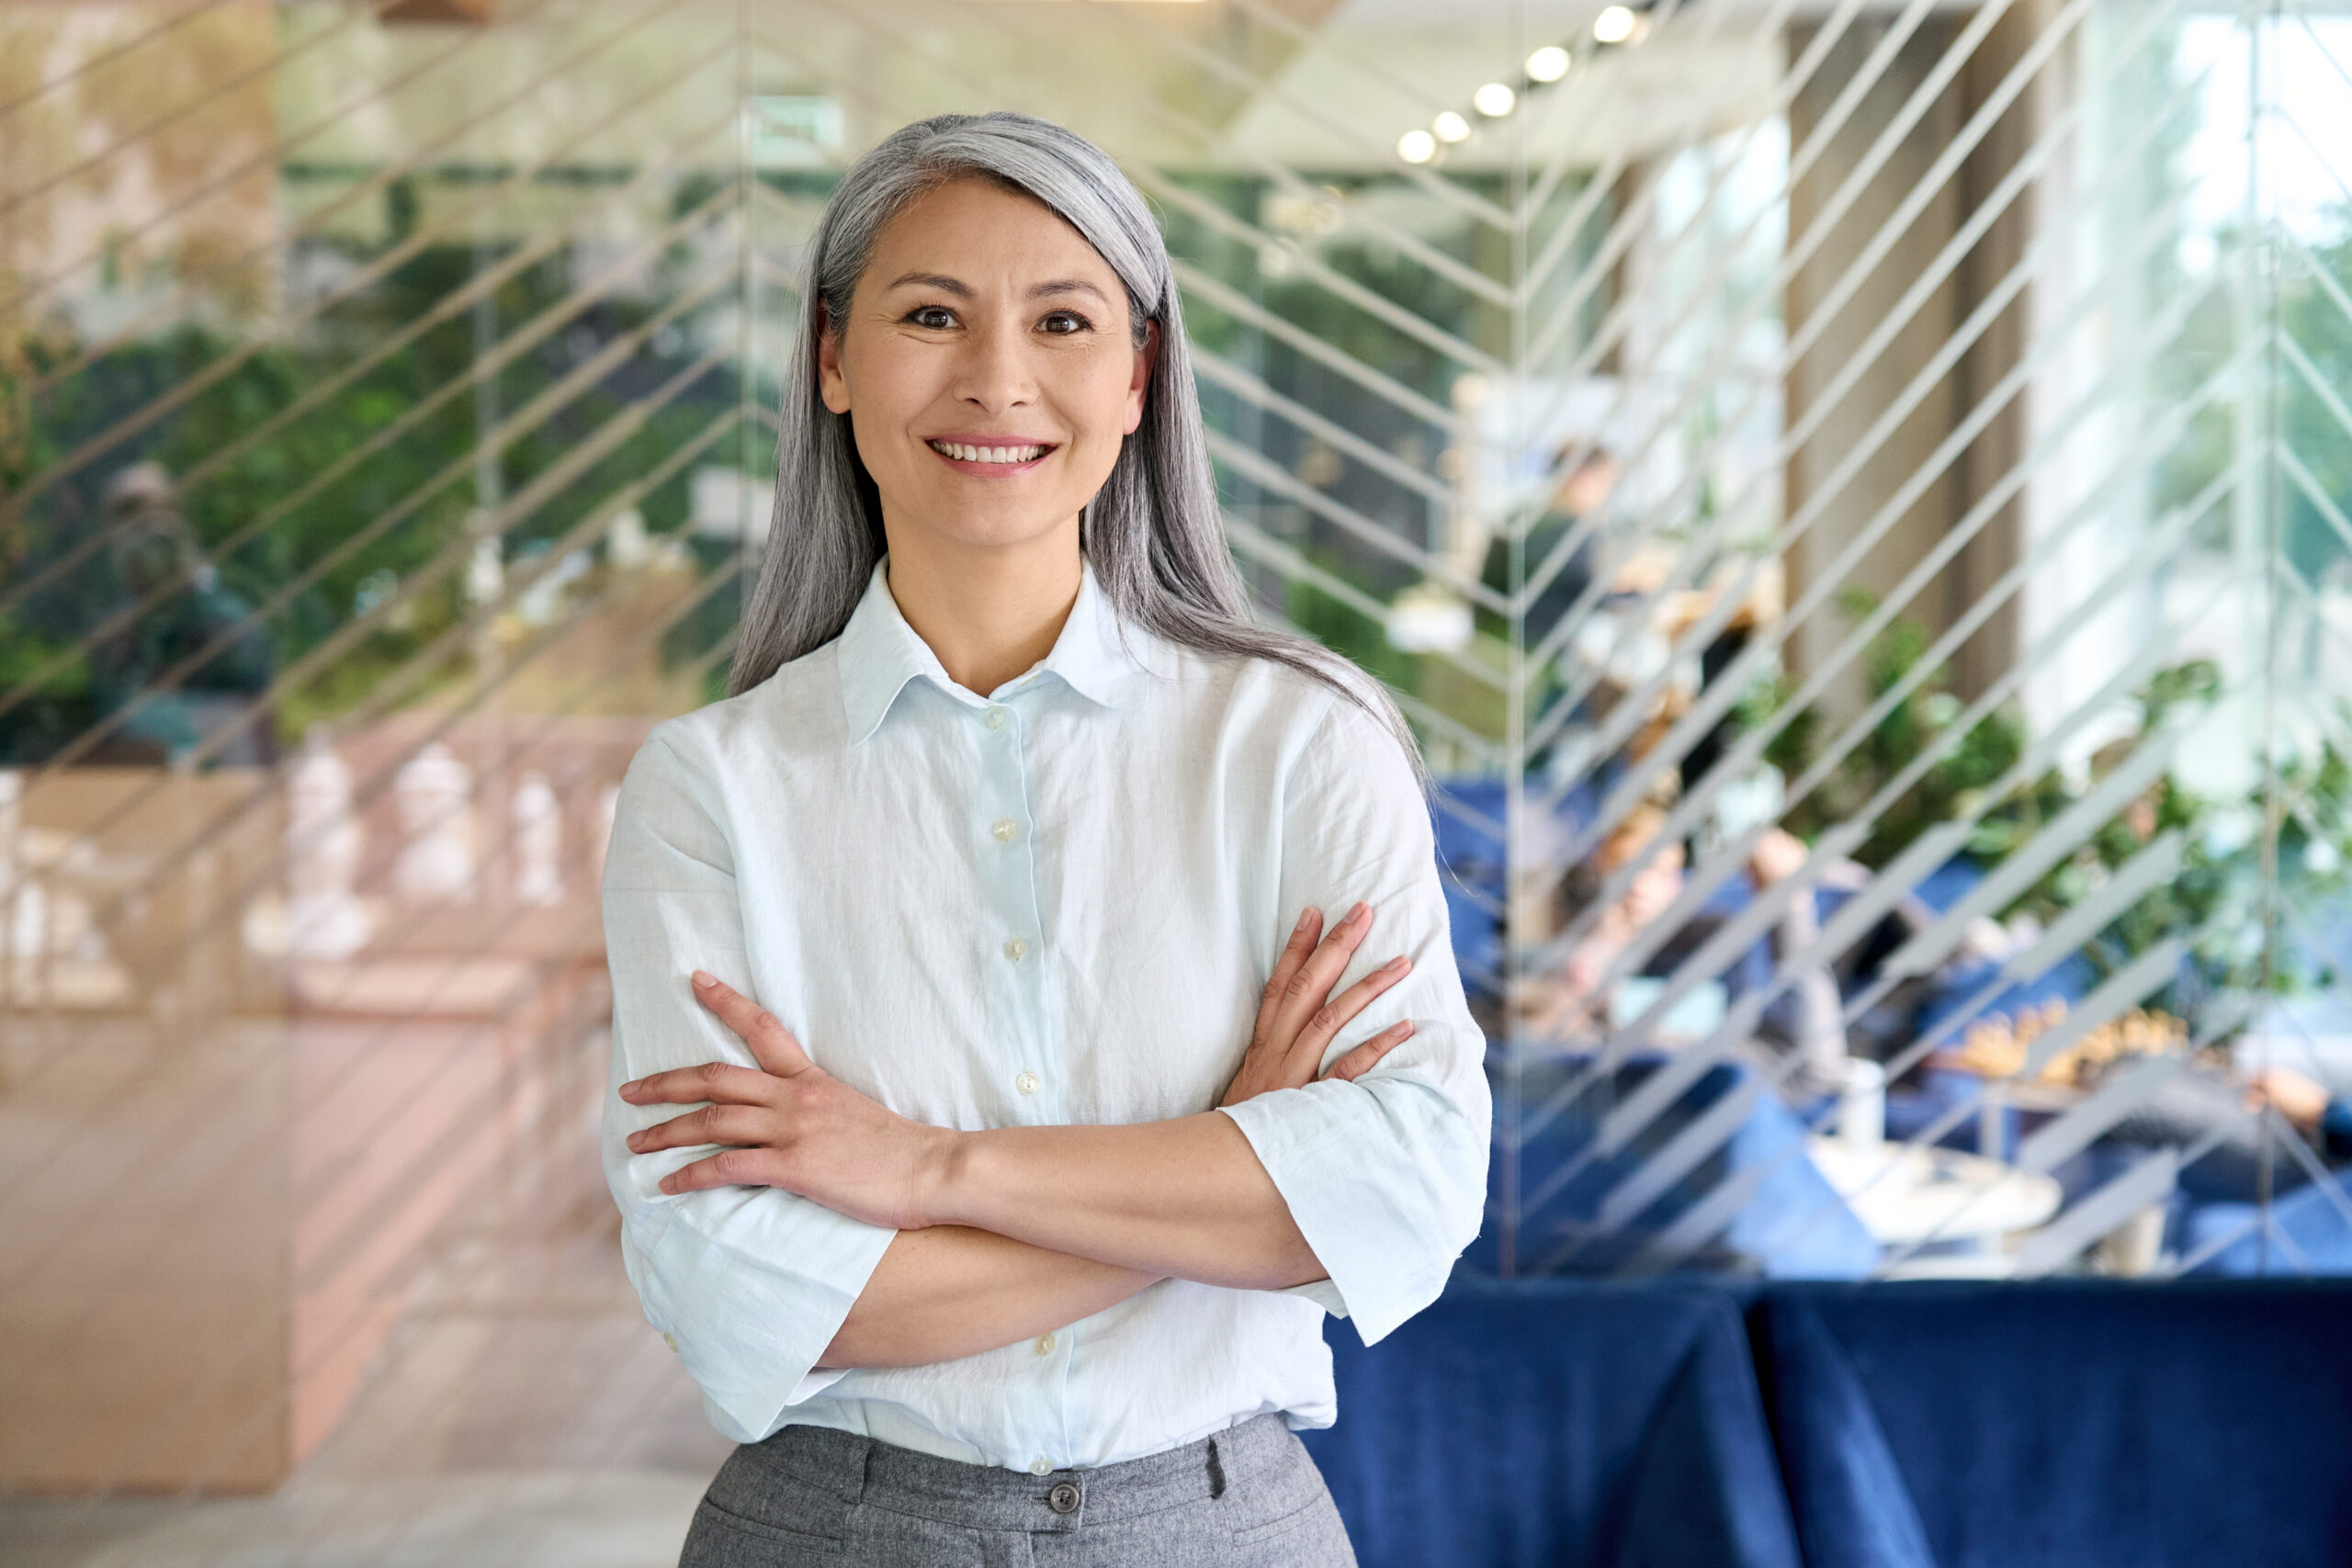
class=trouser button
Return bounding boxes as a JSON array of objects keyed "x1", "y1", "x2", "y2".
[{"x1": 1047, "y1": 1481, "x2": 1081, "y2": 1515}]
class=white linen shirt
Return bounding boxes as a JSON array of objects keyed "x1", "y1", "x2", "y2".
[{"x1": 600, "y1": 559, "x2": 1489, "y2": 1472}]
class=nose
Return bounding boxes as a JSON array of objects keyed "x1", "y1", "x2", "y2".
[{"x1": 950, "y1": 312, "x2": 1038, "y2": 414}]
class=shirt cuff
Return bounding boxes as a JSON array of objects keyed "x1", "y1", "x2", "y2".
[
  {"x1": 633, "y1": 1186, "x2": 897, "y2": 1442},
  {"x1": 1218, "y1": 1078, "x2": 1474, "y2": 1346},
  {"x1": 1279, "y1": 1278, "x2": 1351, "y2": 1317}
]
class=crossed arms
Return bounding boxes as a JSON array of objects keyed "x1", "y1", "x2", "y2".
[{"x1": 615, "y1": 904, "x2": 1413, "y2": 1368}]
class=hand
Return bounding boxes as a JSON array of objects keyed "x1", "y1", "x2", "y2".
[
  {"x1": 1220, "y1": 901, "x2": 1415, "y2": 1109},
  {"x1": 618, "y1": 972, "x2": 955, "y2": 1230},
  {"x1": 2247, "y1": 1066, "x2": 2331, "y2": 1133}
]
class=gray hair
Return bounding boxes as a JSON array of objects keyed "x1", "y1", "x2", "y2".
[{"x1": 727, "y1": 111, "x2": 1419, "y2": 773}]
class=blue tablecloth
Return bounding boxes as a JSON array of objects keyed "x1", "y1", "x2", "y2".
[
  {"x1": 1310, "y1": 1276, "x2": 2352, "y2": 1568},
  {"x1": 1303, "y1": 1277, "x2": 1800, "y2": 1568},
  {"x1": 1480, "y1": 1055, "x2": 1881, "y2": 1281}
]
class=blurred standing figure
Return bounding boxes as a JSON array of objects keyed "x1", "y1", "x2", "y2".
[{"x1": 90, "y1": 462, "x2": 276, "y2": 768}]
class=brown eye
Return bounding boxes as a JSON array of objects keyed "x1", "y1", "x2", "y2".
[
  {"x1": 910, "y1": 306, "x2": 956, "y2": 330},
  {"x1": 1039, "y1": 310, "x2": 1091, "y2": 335}
]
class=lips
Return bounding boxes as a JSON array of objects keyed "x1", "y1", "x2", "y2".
[{"x1": 926, "y1": 439, "x2": 1055, "y2": 465}]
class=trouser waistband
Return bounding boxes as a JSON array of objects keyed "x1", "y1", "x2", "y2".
[{"x1": 741, "y1": 1414, "x2": 1295, "y2": 1534}]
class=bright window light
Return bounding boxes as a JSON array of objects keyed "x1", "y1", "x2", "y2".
[
  {"x1": 1432, "y1": 110, "x2": 1472, "y2": 143},
  {"x1": 1594, "y1": 6, "x2": 1637, "y2": 43},
  {"x1": 1525, "y1": 44, "x2": 1572, "y2": 82},
  {"x1": 1397, "y1": 128, "x2": 1438, "y2": 164},
  {"x1": 1473, "y1": 82, "x2": 1518, "y2": 117}
]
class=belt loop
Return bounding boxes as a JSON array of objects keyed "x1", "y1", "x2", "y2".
[
  {"x1": 1205, "y1": 1431, "x2": 1227, "y2": 1500},
  {"x1": 855, "y1": 1435, "x2": 876, "y2": 1505}
]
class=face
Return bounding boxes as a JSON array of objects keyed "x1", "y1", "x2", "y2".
[{"x1": 818, "y1": 176, "x2": 1157, "y2": 558}]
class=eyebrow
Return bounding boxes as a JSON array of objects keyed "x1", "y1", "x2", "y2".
[{"x1": 882, "y1": 271, "x2": 1111, "y2": 305}]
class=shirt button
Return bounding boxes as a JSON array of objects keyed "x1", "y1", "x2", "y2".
[
  {"x1": 1016, "y1": 1071, "x2": 1040, "y2": 1097},
  {"x1": 986, "y1": 707, "x2": 1009, "y2": 729},
  {"x1": 1035, "y1": 1332, "x2": 1056, "y2": 1355},
  {"x1": 662, "y1": 1333, "x2": 678, "y2": 1353},
  {"x1": 1030, "y1": 1459, "x2": 1052, "y2": 1476},
  {"x1": 992, "y1": 818, "x2": 1018, "y2": 843},
  {"x1": 1003, "y1": 937, "x2": 1029, "y2": 962},
  {"x1": 1048, "y1": 1481, "x2": 1081, "y2": 1515}
]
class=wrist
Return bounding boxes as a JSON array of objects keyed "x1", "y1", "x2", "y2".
[{"x1": 914, "y1": 1125, "x2": 976, "y2": 1230}]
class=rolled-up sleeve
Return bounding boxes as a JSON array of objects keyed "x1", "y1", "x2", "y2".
[
  {"x1": 1216, "y1": 692, "x2": 1493, "y2": 1345},
  {"x1": 600, "y1": 732, "x2": 897, "y2": 1441}
]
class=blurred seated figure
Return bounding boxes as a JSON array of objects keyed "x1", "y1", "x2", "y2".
[
  {"x1": 1514, "y1": 805, "x2": 1854, "y2": 1091},
  {"x1": 1924, "y1": 991, "x2": 2352, "y2": 1211},
  {"x1": 88, "y1": 462, "x2": 277, "y2": 768}
]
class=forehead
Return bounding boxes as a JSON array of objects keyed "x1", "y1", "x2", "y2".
[{"x1": 862, "y1": 175, "x2": 1120, "y2": 292}]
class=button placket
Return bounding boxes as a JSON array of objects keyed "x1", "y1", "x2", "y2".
[
  {"x1": 978, "y1": 701, "x2": 1050, "y2": 1124},
  {"x1": 970, "y1": 695, "x2": 1073, "y2": 1471}
]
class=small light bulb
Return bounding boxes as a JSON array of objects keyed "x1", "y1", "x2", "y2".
[
  {"x1": 1432, "y1": 110, "x2": 1471, "y2": 143},
  {"x1": 1397, "y1": 128, "x2": 1438, "y2": 164},
  {"x1": 1526, "y1": 44, "x2": 1572, "y2": 82},
  {"x1": 1594, "y1": 6, "x2": 1637, "y2": 43},
  {"x1": 1473, "y1": 82, "x2": 1518, "y2": 117}
]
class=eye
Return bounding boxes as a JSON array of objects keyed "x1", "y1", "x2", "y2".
[
  {"x1": 1038, "y1": 310, "x2": 1092, "y2": 336},
  {"x1": 906, "y1": 305, "x2": 957, "y2": 331}
]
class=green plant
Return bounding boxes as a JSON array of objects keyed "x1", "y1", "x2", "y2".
[{"x1": 1746, "y1": 592, "x2": 2352, "y2": 1035}]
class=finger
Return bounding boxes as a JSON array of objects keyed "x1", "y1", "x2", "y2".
[
  {"x1": 625, "y1": 1103, "x2": 771, "y2": 1155},
  {"x1": 1288, "y1": 953, "x2": 1413, "y2": 1073},
  {"x1": 1270, "y1": 901, "x2": 1374, "y2": 1045},
  {"x1": 691, "y1": 971, "x2": 814, "y2": 1076},
  {"x1": 658, "y1": 1146, "x2": 776, "y2": 1195},
  {"x1": 617, "y1": 1060, "x2": 775, "y2": 1106},
  {"x1": 1319, "y1": 1021, "x2": 1416, "y2": 1084},
  {"x1": 1253, "y1": 907, "x2": 1324, "y2": 1044}
]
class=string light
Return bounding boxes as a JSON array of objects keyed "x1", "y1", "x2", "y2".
[
  {"x1": 1432, "y1": 109, "x2": 1471, "y2": 143},
  {"x1": 1593, "y1": 6, "x2": 1637, "y2": 43},
  {"x1": 1526, "y1": 44, "x2": 1572, "y2": 81},
  {"x1": 1473, "y1": 82, "x2": 1518, "y2": 117},
  {"x1": 1397, "y1": 128, "x2": 1437, "y2": 164}
]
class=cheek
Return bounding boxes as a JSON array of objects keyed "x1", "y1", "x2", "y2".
[
  {"x1": 1061, "y1": 355, "x2": 1143, "y2": 452},
  {"x1": 841, "y1": 342, "x2": 940, "y2": 445}
]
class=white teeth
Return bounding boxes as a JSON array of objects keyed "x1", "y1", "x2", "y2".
[{"x1": 933, "y1": 442, "x2": 1047, "y2": 464}]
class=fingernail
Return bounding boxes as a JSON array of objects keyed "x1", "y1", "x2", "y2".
[
  {"x1": 692, "y1": 970, "x2": 718, "y2": 989},
  {"x1": 1295, "y1": 908, "x2": 1317, "y2": 933},
  {"x1": 1385, "y1": 955, "x2": 1411, "y2": 973},
  {"x1": 1349, "y1": 901, "x2": 1371, "y2": 925},
  {"x1": 618, "y1": 1079, "x2": 639, "y2": 1097},
  {"x1": 626, "y1": 1131, "x2": 644, "y2": 1150}
]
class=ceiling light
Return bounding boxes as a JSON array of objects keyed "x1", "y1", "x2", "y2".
[
  {"x1": 1432, "y1": 110, "x2": 1471, "y2": 143},
  {"x1": 1397, "y1": 128, "x2": 1438, "y2": 164},
  {"x1": 1526, "y1": 44, "x2": 1572, "y2": 81},
  {"x1": 1473, "y1": 82, "x2": 1517, "y2": 117},
  {"x1": 1594, "y1": 6, "x2": 1636, "y2": 42}
]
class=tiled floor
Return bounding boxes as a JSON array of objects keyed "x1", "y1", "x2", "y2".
[{"x1": 0, "y1": 1031, "x2": 731, "y2": 1568}]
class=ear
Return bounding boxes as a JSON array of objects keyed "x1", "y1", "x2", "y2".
[
  {"x1": 817, "y1": 309, "x2": 851, "y2": 415},
  {"x1": 1122, "y1": 320, "x2": 1159, "y2": 435}
]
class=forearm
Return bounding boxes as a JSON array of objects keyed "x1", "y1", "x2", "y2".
[
  {"x1": 928, "y1": 1111, "x2": 1325, "y2": 1290},
  {"x1": 818, "y1": 1225, "x2": 1159, "y2": 1369}
]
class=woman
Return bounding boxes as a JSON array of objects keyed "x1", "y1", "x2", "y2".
[{"x1": 602, "y1": 112, "x2": 1488, "y2": 1567}]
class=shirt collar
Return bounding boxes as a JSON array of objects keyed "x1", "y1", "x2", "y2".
[{"x1": 837, "y1": 558, "x2": 1158, "y2": 746}]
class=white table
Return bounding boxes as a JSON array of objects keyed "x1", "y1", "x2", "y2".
[{"x1": 1806, "y1": 1135, "x2": 2064, "y2": 1276}]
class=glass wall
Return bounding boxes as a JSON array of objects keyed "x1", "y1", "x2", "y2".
[{"x1": 2, "y1": 0, "x2": 2347, "y2": 1551}]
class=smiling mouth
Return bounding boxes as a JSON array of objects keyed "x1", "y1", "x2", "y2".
[{"x1": 927, "y1": 440, "x2": 1054, "y2": 465}]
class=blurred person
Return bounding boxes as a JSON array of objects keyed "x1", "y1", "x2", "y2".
[
  {"x1": 88, "y1": 461, "x2": 276, "y2": 767},
  {"x1": 1517, "y1": 809, "x2": 1849, "y2": 1091},
  {"x1": 1484, "y1": 442, "x2": 1615, "y2": 644},
  {"x1": 601, "y1": 115, "x2": 1487, "y2": 1568}
]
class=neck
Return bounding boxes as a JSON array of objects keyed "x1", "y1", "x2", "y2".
[{"x1": 882, "y1": 520, "x2": 1084, "y2": 696}]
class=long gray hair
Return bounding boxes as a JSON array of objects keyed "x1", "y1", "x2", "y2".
[{"x1": 727, "y1": 111, "x2": 1419, "y2": 770}]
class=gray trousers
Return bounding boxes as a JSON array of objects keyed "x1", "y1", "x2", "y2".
[{"x1": 677, "y1": 1413, "x2": 1357, "y2": 1568}]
